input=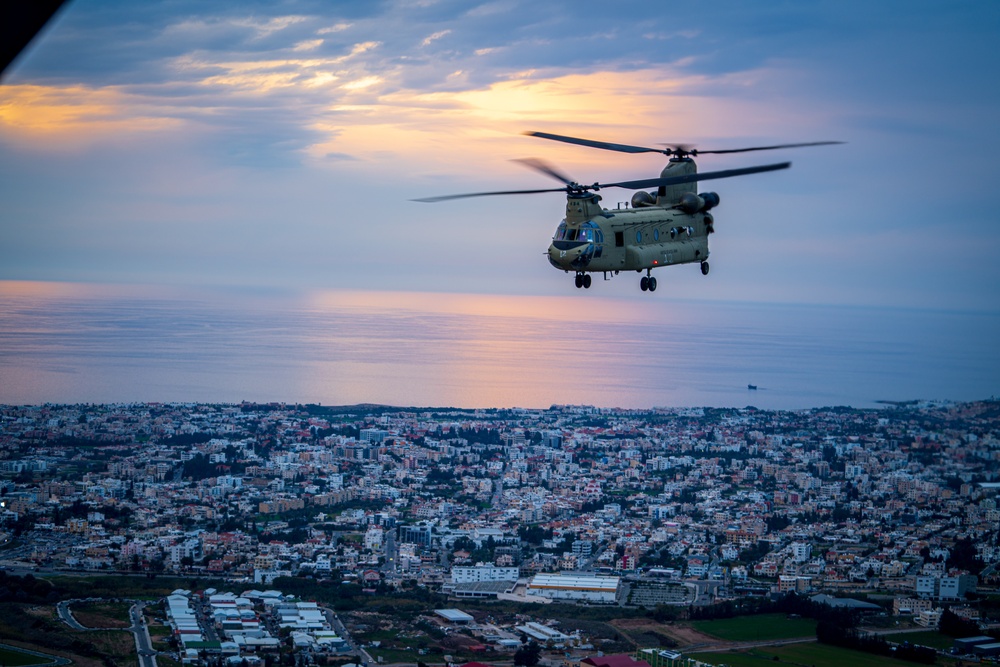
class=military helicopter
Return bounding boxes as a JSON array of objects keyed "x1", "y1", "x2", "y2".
[{"x1": 416, "y1": 131, "x2": 841, "y2": 292}]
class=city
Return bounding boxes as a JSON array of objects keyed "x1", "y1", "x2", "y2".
[{"x1": 1, "y1": 400, "x2": 998, "y2": 665}]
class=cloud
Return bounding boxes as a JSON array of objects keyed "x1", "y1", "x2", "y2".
[
  {"x1": 230, "y1": 15, "x2": 310, "y2": 40},
  {"x1": 421, "y1": 30, "x2": 452, "y2": 47},
  {"x1": 2, "y1": 0, "x2": 998, "y2": 309},
  {"x1": 293, "y1": 39, "x2": 324, "y2": 52},
  {"x1": 318, "y1": 22, "x2": 352, "y2": 35},
  {"x1": 0, "y1": 84, "x2": 182, "y2": 149}
]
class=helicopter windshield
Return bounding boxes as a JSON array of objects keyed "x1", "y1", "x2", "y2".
[{"x1": 554, "y1": 222, "x2": 596, "y2": 242}]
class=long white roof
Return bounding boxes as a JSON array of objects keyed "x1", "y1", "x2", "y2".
[{"x1": 528, "y1": 573, "x2": 619, "y2": 591}]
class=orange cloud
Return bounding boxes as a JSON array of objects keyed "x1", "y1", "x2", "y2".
[
  {"x1": 304, "y1": 65, "x2": 844, "y2": 176},
  {"x1": 305, "y1": 69, "x2": 719, "y2": 170},
  {"x1": 0, "y1": 84, "x2": 181, "y2": 149}
]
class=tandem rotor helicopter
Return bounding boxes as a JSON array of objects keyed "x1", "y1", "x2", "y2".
[{"x1": 417, "y1": 131, "x2": 841, "y2": 292}]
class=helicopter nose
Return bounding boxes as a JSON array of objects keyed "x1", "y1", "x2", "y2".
[
  {"x1": 548, "y1": 242, "x2": 591, "y2": 270},
  {"x1": 548, "y1": 243, "x2": 574, "y2": 269}
]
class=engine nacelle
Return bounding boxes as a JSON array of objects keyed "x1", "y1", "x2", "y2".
[
  {"x1": 700, "y1": 192, "x2": 720, "y2": 210},
  {"x1": 678, "y1": 192, "x2": 721, "y2": 213},
  {"x1": 677, "y1": 193, "x2": 705, "y2": 214},
  {"x1": 631, "y1": 190, "x2": 657, "y2": 208}
]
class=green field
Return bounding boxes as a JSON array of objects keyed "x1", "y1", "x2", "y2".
[
  {"x1": 881, "y1": 630, "x2": 955, "y2": 650},
  {"x1": 690, "y1": 613, "x2": 817, "y2": 642},
  {"x1": 690, "y1": 642, "x2": 926, "y2": 667},
  {"x1": 0, "y1": 646, "x2": 57, "y2": 666}
]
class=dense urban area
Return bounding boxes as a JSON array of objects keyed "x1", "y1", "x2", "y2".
[{"x1": 1, "y1": 400, "x2": 999, "y2": 667}]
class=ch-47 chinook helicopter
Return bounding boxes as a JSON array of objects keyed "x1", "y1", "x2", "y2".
[{"x1": 417, "y1": 131, "x2": 841, "y2": 292}]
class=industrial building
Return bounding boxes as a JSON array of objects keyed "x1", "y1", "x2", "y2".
[
  {"x1": 526, "y1": 573, "x2": 620, "y2": 603},
  {"x1": 954, "y1": 635, "x2": 998, "y2": 654}
]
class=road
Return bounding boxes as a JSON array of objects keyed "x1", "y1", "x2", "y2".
[
  {"x1": 130, "y1": 601, "x2": 158, "y2": 667},
  {"x1": 321, "y1": 605, "x2": 373, "y2": 666},
  {"x1": 56, "y1": 600, "x2": 87, "y2": 630},
  {"x1": 56, "y1": 598, "x2": 157, "y2": 667}
]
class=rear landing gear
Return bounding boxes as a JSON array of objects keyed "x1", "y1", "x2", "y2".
[
  {"x1": 575, "y1": 273, "x2": 592, "y2": 289},
  {"x1": 640, "y1": 275, "x2": 657, "y2": 292},
  {"x1": 701, "y1": 261, "x2": 710, "y2": 276}
]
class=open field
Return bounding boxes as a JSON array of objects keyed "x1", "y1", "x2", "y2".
[
  {"x1": 0, "y1": 604, "x2": 118, "y2": 667},
  {"x1": 87, "y1": 630, "x2": 138, "y2": 667},
  {"x1": 0, "y1": 646, "x2": 55, "y2": 666},
  {"x1": 610, "y1": 618, "x2": 706, "y2": 649},
  {"x1": 71, "y1": 600, "x2": 132, "y2": 629},
  {"x1": 880, "y1": 630, "x2": 955, "y2": 650},
  {"x1": 690, "y1": 642, "x2": 930, "y2": 667},
  {"x1": 690, "y1": 614, "x2": 817, "y2": 642}
]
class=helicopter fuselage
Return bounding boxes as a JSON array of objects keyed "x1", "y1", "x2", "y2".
[{"x1": 547, "y1": 192, "x2": 713, "y2": 286}]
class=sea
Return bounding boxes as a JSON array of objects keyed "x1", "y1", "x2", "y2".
[{"x1": 1, "y1": 281, "x2": 997, "y2": 411}]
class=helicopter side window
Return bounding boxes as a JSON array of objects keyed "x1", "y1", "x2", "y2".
[
  {"x1": 615, "y1": 231, "x2": 624, "y2": 247},
  {"x1": 636, "y1": 231, "x2": 642, "y2": 244}
]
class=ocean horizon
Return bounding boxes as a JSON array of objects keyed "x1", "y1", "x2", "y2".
[{"x1": 0, "y1": 281, "x2": 997, "y2": 410}]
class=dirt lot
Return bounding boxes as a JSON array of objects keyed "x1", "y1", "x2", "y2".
[
  {"x1": 610, "y1": 618, "x2": 723, "y2": 649},
  {"x1": 71, "y1": 601, "x2": 132, "y2": 629}
]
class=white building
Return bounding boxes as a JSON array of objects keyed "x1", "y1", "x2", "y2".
[
  {"x1": 451, "y1": 564, "x2": 519, "y2": 584},
  {"x1": 364, "y1": 526, "x2": 384, "y2": 551},
  {"x1": 526, "y1": 573, "x2": 620, "y2": 603},
  {"x1": 790, "y1": 542, "x2": 812, "y2": 563}
]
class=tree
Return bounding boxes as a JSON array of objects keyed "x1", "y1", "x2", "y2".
[
  {"x1": 939, "y1": 608, "x2": 979, "y2": 637},
  {"x1": 947, "y1": 537, "x2": 980, "y2": 573},
  {"x1": 514, "y1": 642, "x2": 542, "y2": 667}
]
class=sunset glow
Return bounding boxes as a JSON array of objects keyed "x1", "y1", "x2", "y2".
[{"x1": 0, "y1": 1, "x2": 997, "y2": 310}]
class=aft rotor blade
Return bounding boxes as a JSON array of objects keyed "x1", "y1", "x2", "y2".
[
  {"x1": 525, "y1": 131, "x2": 666, "y2": 155},
  {"x1": 413, "y1": 186, "x2": 570, "y2": 203},
  {"x1": 690, "y1": 141, "x2": 845, "y2": 155},
  {"x1": 512, "y1": 157, "x2": 576, "y2": 185},
  {"x1": 414, "y1": 161, "x2": 792, "y2": 202},
  {"x1": 605, "y1": 162, "x2": 791, "y2": 190}
]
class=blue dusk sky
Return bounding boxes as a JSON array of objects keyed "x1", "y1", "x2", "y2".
[{"x1": 2, "y1": 0, "x2": 999, "y2": 310}]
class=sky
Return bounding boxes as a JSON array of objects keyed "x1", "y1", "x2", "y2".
[{"x1": 1, "y1": 0, "x2": 999, "y2": 310}]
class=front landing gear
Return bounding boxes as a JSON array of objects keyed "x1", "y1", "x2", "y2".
[
  {"x1": 701, "y1": 261, "x2": 710, "y2": 276},
  {"x1": 575, "y1": 273, "x2": 592, "y2": 289},
  {"x1": 640, "y1": 274, "x2": 657, "y2": 292}
]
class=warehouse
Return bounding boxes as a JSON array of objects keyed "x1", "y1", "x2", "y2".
[{"x1": 526, "y1": 573, "x2": 620, "y2": 603}]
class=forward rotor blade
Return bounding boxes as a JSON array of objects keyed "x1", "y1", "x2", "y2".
[
  {"x1": 527, "y1": 131, "x2": 844, "y2": 158},
  {"x1": 413, "y1": 186, "x2": 570, "y2": 203},
  {"x1": 605, "y1": 162, "x2": 791, "y2": 191},
  {"x1": 512, "y1": 158, "x2": 576, "y2": 185},
  {"x1": 688, "y1": 141, "x2": 845, "y2": 155},
  {"x1": 414, "y1": 161, "x2": 792, "y2": 202},
  {"x1": 525, "y1": 131, "x2": 666, "y2": 155}
]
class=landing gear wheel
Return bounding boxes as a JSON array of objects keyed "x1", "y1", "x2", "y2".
[
  {"x1": 648, "y1": 276, "x2": 657, "y2": 292},
  {"x1": 701, "y1": 261, "x2": 710, "y2": 276},
  {"x1": 583, "y1": 274, "x2": 592, "y2": 289},
  {"x1": 640, "y1": 276, "x2": 649, "y2": 291},
  {"x1": 575, "y1": 274, "x2": 583, "y2": 288}
]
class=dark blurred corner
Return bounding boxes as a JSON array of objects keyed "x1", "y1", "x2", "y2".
[{"x1": 1, "y1": 1, "x2": 71, "y2": 81}]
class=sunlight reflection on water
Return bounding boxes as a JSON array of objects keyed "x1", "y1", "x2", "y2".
[{"x1": 0, "y1": 282, "x2": 997, "y2": 409}]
